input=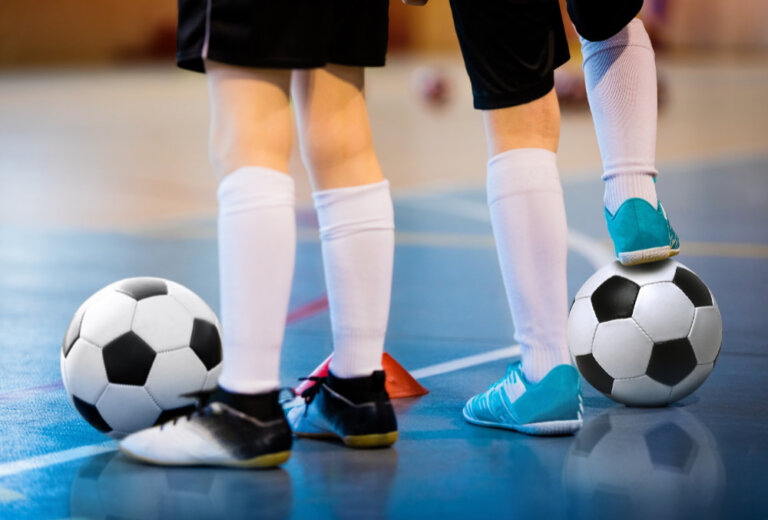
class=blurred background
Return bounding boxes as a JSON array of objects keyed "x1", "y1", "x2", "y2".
[
  {"x1": 1, "y1": 0, "x2": 767, "y2": 231},
  {"x1": 3, "y1": 0, "x2": 768, "y2": 66}
]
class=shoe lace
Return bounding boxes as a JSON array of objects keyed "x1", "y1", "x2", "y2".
[
  {"x1": 277, "y1": 387, "x2": 298, "y2": 405},
  {"x1": 160, "y1": 389, "x2": 215, "y2": 429},
  {"x1": 296, "y1": 376, "x2": 327, "y2": 416}
]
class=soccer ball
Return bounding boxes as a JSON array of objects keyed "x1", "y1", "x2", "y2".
[
  {"x1": 61, "y1": 277, "x2": 223, "y2": 438},
  {"x1": 568, "y1": 259, "x2": 722, "y2": 406}
]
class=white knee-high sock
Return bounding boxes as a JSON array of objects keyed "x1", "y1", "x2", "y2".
[
  {"x1": 487, "y1": 148, "x2": 572, "y2": 383},
  {"x1": 217, "y1": 167, "x2": 296, "y2": 394},
  {"x1": 313, "y1": 180, "x2": 394, "y2": 379},
  {"x1": 580, "y1": 18, "x2": 658, "y2": 214}
]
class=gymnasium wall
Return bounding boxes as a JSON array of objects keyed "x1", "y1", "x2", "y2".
[
  {"x1": 0, "y1": 0, "x2": 178, "y2": 66},
  {"x1": 0, "y1": 0, "x2": 766, "y2": 67}
]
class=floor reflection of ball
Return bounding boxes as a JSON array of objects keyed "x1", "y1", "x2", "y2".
[
  {"x1": 563, "y1": 407, "x2": 725, "y2": 520},
  {"x1": 411, "y1": 66, "x2": 451, "y2": 108}
]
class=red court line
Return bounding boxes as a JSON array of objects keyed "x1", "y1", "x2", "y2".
[
  {"x1": 286, "y1": 294, "x2": 329, "y2": 324},
  {"x1": 0, "y1": 381, "x2": 64, "y2": 402},
  {"x1": 0, "y1": 294, "x2": 329, "y2": 403}
]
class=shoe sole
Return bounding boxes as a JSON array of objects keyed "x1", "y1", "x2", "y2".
[
  {"x1": 296, "y1": 431, "x2": 399, "y2": 448},
  {"x1": 618, "y1": 245, "x2": 680, "y2": 266},
  {"x1": 119, "y1": 445, "x2": 291, "y2": 468},
  {"x1": 462, "y1": 408, "x2": 582, "y2": 436}
]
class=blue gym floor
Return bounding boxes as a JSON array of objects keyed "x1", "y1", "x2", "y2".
[{"x1": 1, "y1": 154, "x2": 767, "y2": 519}]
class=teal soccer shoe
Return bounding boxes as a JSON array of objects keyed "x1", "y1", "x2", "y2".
[
  {"x1": 463, "y1": 363, "x2": 582, "y2": 436},
  {"x1": 605, "y1": 198, "x2": 681, "y2": 266}
]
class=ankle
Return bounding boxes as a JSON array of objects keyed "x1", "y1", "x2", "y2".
[
  {"x1": 604, "y1": 174, "x2": 657, "y2": 214},
  {"x1": 326, "y1": 370, "x2": 387, "y2": 404},
  {"x1": 210, "y1": 386, "x2": 284, "y2": 420}
]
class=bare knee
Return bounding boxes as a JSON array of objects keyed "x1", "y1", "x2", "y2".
[
  {"x1": 206, "y1": 62, "x2": 293, "y2": 178},
  {"x1": 298, "y1": 125, "x2": 383, "y2": 190},
  {"x1": 209, "y1": 123, "x2": 292, "y2": 179},
  {"x1": 483, "y1": 88, "x2": 561, "y2": 158},
  {"x1": 292, "y1": 66, "x2": 383, "y2": 190}
]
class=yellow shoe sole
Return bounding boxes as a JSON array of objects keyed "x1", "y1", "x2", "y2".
[
  {"x1": 296, "y1": 430, "x2": 398, "y2": 449},
  {"x1": 343, "y1": 431, "x2": 399, "y2": 448}
]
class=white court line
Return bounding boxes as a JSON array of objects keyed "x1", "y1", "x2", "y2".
[
  {"x1": 0, "y1": 486, "x2": 26, "y2": 503},
  {"x1": 411, "y1": 345, "x2": 520, "y2": 379},
  {"x1": 0, "y1": 345, "x2": 520, "y2": 480},
  {"x1": 0, "y1": 442, "x2": 116, "y2": 480},
  {"x1": 567, "y1": 229, "x2": 615, "y2": 270}
]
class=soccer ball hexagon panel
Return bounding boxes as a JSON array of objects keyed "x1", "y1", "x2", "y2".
[
  {"x1": 61, "y1": 277, "x2": 223, "y2": 438},
  {"x1": 568, "y1": 260, "x2": 722, "y2": 406}
]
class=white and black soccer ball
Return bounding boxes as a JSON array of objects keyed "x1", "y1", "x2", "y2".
[
  {"x1": 568, "y1": 259, "x2": 722, "y2": 406},
  {"x1": 61, "y1": 277, "x2": 223, "y2": 438}
]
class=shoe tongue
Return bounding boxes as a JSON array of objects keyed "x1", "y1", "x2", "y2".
[{"x1": 327, "y1": 370, "x2": 386, "y2": 404}]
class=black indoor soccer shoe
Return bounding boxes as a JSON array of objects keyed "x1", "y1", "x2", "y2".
[
  {"x1": 119, "y1": 388, "x2": 292, "y2": 468},
  {"x1": 285, "y1": 370, "x2": 398, "y2": 448}
]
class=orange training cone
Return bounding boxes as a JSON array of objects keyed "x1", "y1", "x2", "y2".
[
  {"x1": 294, "y1": 353, "x2": 428, "y2": 399},
  {"x1": 381, "y1": 353, "x2": 429, "y2": 398}
]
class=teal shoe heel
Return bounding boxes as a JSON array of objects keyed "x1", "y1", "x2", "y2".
[{"x1": 605, "y1": 198, "x2": 680, "y2": 266}]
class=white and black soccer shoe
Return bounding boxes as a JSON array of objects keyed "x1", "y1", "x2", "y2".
[
  {"x1": 120, "y1": 388, "x2": 292, "y2": 468},
  {"x1": 285, "y1": 370, "x2": 398, "y2": 448}
]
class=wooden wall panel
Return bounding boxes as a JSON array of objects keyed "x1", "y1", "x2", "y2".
[{"x1": 0, "y1": 0, "x2": 176, "y2": 66}]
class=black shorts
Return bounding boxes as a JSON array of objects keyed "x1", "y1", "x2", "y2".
[
  {"x1": 566, "y1": 0, "x2": 644, "y2": 42},
  {"x1": 177, "y1": 0, "x2": 390, "y2": 73},
  {"x1": 449, "y1": 0, "x2": 570, "y2": 110}
]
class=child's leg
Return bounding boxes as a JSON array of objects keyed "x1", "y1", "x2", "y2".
[
  {"x1": 207, "y1": 62, "x2": 296, "y2": 394},
  {"x1": 447, "y1": 0, "x2": 582, "y2": 435},
  {"x1": 119, "y1": 62, "x2": 296, "y2": 467},
  {"x1": 462, "y1": 89, "x2": 582, "y2": 435},
  {"x1": 579, "y1": 18, "x2": 658, "y2": 214},
  {"x1": 482, "y1": 89, "x2": 572, "y2": 384},
  {"x1": 292, "y1": 65, "x2": 394, "y2": 379},
  {"x1": 579, "y1": 18, "x2": 679, "y2": 264},
  {"x1": 286, "y1": 64, "x2": 397, "y2": 448}
]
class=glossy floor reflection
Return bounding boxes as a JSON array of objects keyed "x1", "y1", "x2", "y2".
[
  {"x1": 564, "y1": 407, "x2": 725, "y2": 520},
  {"x1": 70, "y1": 452, "x2": 294, "y2": 520}
]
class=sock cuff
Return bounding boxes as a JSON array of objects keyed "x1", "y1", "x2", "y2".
[
  {"x1": 487, "y1": 148, "x2": 562, "y2": 206},
  {"x1": 521, "y1": 343, "x2": 573, "y2": 384},
  {"x1": 580, "y1": 18, "x2": 652, "y2": 60},
  {"x1": 601, "y1": 162, "x2": 659, "y2": 180},
  {"x1": 218, "y1": 166, "x2": 295, "y2": 214},
  {"x1": 603, "y1": 173, "x2": 658, "y2": 213},
  {"x1": 487, "y1": 147, "x2": 557, "y2": 170},
  {"x1": 312, "y1": 179, "x2": 390, "y2": 208},
  {"x1": 313, "y1": 180, "x2": 394, "y2": 240}
]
